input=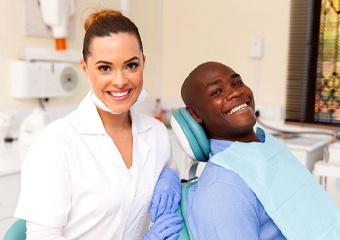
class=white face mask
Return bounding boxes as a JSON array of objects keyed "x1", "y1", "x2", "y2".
[{"x1": 85, "y1": 63, "x2": 147, "y2": 115}]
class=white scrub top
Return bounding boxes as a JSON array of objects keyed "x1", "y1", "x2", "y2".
[{"x1": 15, "y1": 94, "x2": 174, "y2": 240}]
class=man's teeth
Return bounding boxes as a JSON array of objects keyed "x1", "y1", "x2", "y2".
[
  {"x1": 227, "y1": 103, "x2": 247, "y2": 115},
  {"x1": 110, "y1": 90, "x2": 129, "y2": 97}
]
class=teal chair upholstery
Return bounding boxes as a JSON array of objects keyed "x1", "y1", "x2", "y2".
[
  {"x1": 170, "y1": 108, "x2": 210, "y2": 240},
  {"x1": 4, "y1": 219, "x2": 26, "y2": 240}
]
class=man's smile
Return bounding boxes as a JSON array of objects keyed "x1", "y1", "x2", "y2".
[{"x1": 227, "y1": 103, "x2": 248, "y2": 115}]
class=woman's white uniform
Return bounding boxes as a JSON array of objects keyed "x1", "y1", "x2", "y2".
[{"x1": 15, "y1": 93, "x2": 174, "y2": 240}]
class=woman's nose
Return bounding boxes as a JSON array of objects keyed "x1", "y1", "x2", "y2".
[{"x1": 111, "y1": 71, "x2": 128, "y2": 87}]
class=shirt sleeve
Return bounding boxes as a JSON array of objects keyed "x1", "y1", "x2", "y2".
[
  {"x1": 26, "y1": 221, "x2": 68, "y2": 240},
  {"x1": 191, "y1": 172, "x2": 261, "y2": 240},
  {"x1": 15, "y1": 126, "x2": 71, "y2": 227}
]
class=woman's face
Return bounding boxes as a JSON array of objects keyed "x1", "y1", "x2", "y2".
[{"x1": 82, "y1": 33, "x2": 145, "y2": 114}]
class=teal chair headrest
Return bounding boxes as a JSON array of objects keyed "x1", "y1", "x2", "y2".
[
  {"x1": 170, "y1": 108, "x2": 210, "y2": 162},
  {"x1": 4, "y1": 219, "x2": 26, "y2": 240}
]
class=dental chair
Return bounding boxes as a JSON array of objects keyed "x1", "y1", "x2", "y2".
[
  {"x1": 171, "y1": 108, "x2": 340, "y2": 240},
  {"x1": 3, "y1": 219, "x2": 26, "y2": 240},
  {"x1": 170, "y1": 108, "x2": 210, "y2": 240}
]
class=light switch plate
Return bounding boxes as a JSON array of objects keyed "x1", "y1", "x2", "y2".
[{"x1": 250, "y1": 39, "x2": 264, "y2": 59}]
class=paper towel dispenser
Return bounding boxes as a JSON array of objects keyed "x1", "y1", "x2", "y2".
[{"x1": 11, "y1": 60, "x2": 80, "y2": 98}]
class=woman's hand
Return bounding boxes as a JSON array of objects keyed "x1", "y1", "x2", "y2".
[
  {"x1": 150, "y1": 167, "x2": 181, "y2": 222},
  {"x1": 142, "y1": 213, "x2": 183, "y2": 240}
]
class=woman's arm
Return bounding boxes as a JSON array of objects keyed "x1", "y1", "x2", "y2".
[
  {"x1": 26, "y1": 221, "x2": 68, "y2": 240},
  {"x1": 150, "y1": 166, "x2": 181, "y2": 222},
  {"x1": 142, "y1": 213, "x2": 182, "y2": 240}
]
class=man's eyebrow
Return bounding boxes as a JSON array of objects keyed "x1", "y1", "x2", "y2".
[
  {"x1": 204, "y1": 73, "x2": 241, "y2": 90},
  {"x1": 231, "y1": 73, "x2": 240, "y2": 79},
  {"x1": 205, "y1": 79, "x2": 223, "y2": 90}
]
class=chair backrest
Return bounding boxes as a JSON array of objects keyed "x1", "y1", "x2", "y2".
[
  {"x1": 170, "y1": 108, "x2": 209, "y2": 164},
  {"x1": 4, "y1": 219, "x2": 26, "y2": 240},
  {"x1": 170, "y1": 108, "x2": 210, "y2": 240}
]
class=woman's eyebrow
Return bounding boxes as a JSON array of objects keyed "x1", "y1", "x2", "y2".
[
  {"x1": 95, "y1": 56, "x2": 140, "y2": 65},
  {"x1": 124, "y1": 56, "x2": 140, "y2": 64},
  {"x1": 95, "y1": 60, "x2": 112, "y2": 65}
]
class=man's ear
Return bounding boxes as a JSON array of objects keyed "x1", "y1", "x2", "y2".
[{"x1": 187, "y1": 106, "x2": 203, "y2": 124}]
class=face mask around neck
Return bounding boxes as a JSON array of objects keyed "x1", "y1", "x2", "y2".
[
  {"x1": 89, "y1": 89, "x2": 147, "y2": 114},
  {"x1": 84, "y1": 63, "x2": 147, "y2": 115}
]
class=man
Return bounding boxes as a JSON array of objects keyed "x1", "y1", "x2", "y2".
[{"x1": 181, "y1": 61, "x2": 340, "y2": 239}]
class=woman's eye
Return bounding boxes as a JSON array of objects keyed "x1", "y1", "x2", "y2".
[
  {"x1": 99, "y1": 65, "x2": 111, "y2": 72},
  {"x1": 126, "y1": 62, "x2": 139, "y2": 70}
]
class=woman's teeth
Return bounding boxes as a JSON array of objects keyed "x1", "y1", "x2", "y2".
[
  {"x1": 110, "y1": 90, "x2": 129, "y2": 97},
  {"x1": 227, "y1": 103, "x2": 247, "y2": 115}
]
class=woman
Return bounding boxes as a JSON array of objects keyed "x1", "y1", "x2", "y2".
[{"x1": 15, "y1": 9, "x2": 182, "y2": 239}]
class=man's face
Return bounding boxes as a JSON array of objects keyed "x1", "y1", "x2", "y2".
[{"x1": 189, "y1": 63, "x2": 256, "y2": 141}]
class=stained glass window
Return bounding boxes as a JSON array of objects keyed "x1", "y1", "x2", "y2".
[
  {"x1": 315, "y1": 0, "x2": 340, "y2": 124},
  {"x1": 285, "y1": 0, "x2": 340, "y2": 130}
]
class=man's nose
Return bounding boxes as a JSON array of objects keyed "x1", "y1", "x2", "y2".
[{"x1": 225, "y1": 88, "x2": 243, "y2": 100}]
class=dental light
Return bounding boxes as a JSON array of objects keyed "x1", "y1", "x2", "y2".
[{"x1": 38, "y1": 0, "x2": 75, "y2": 50}]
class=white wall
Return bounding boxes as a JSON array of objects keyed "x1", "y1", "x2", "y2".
[
  {"x1": 0, "y1": 0, "x2": 121, "y2": 110},
  {"x1": 0, "y1": 0, "x2": 291, "y2": 111}
]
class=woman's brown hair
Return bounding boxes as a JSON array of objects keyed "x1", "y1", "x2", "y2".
[{"x1": 82, "y1": 9, "x2": 143, "y2": 62}]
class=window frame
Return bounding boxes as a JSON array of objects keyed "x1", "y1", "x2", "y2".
[{"x1": 285, "y1": 0, "x2": 340, "y2": 130}]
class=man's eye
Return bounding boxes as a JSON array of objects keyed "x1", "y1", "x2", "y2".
[
  {"x1": 99, "y1": 65, "x2": 111, "y2": 72},
  {"x1": 211, "y1": 89, "x2": 222, "y2": 95},
  {"x1": 234, "y1": 81, "x2": 244, "y2": 86}
]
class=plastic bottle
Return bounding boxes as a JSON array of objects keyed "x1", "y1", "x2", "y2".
[{"x1": 154, "y1": 98, "x2": 163, "y2": 121}]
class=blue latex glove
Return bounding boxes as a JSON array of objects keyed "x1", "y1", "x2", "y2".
[
  {"x1": 150, "y1": 166, "x2": 181, "y2": 222},
  {"x1": 142, "y1": 213, "x2": 183, "y2": 240}
]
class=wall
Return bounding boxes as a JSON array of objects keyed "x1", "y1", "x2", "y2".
[
  {"x1": 157, "y1": 1, "x2": 291, "y2": 107},
  {"x1": 0, "y1": 0, "x2": 121, "y2": 110},
  {"x1": 0, "y1": 0, "x2": 291, "y2": 112}
]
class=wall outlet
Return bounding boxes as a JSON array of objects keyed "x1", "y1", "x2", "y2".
[{"x1": 0, "y1": 111, "x2": 18, "y2": 130}]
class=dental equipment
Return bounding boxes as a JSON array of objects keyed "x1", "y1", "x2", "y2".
[{"x1": 38, "y1": 0, "x2": 75, "y2": 50}]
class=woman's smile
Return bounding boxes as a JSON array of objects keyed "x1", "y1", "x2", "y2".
[{"x1": 107, "y1": 89, "x2": 131, "y2": 99}]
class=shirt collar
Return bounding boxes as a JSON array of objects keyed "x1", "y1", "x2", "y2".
[
  {"x1": 73, "y1": 91, "x2": 153, "y2": 135},
  {"x1": 209, "y1": 127, "x2": 266, "y2": 159}
]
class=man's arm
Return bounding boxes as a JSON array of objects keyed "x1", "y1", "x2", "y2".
[{"x1": 192, "y1": 172, "x2": 261, "y2": 239}]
